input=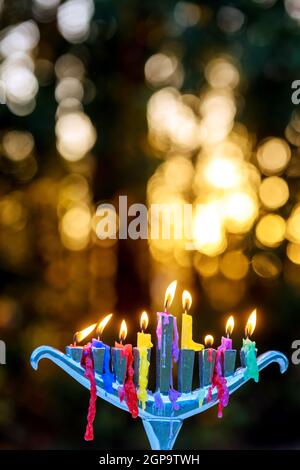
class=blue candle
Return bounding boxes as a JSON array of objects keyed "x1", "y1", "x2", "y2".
[
  {"x1": 92, "y1": 338, "x2": 114, "y2": 392},
  {"x1": 91, "y1": 314, "x2": 114, "y2": 392}
]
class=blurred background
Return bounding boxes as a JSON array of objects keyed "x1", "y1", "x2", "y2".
[{"x1": 0, "y1": 0, "x2": 300, "y2": 450}]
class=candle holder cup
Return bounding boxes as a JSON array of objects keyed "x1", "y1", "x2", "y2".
[
  {"x1": 178, "y1": 349, "x2": 195, "y2": 393},
  {"x1": 223, "y1": 350, "x2": 237, "y2": 377},
  {"x1": 156, "y1": 314, "x2": 174, "y2": 394},
  {"x1": 240, "y1": 348, "x2": 258, "y2": 368},
  {"x1": 198, "y1": 349, "x2": 216, "y2": 388},
  {"x1": 92, "y1": 347, "x2": 105, "y2": 374},
  {"x1": 66, "y1": 346, "x2": 82, "y2": 363},
  {"x1": 133, "y1": 347, "x2": 151, "y2": 387},
  {"x1": 112, "y1": 347, "x2": 127, "y2": 384}
]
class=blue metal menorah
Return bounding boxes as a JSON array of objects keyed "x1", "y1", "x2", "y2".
[{"x1": 30, "y1": 346, "x2": 288, "y2": 450}]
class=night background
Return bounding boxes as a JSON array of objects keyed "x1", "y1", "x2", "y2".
[{"x1": 0, "y1": 0, "x2": 300, "y2": 450}]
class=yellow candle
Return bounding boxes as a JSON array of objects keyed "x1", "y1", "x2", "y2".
[
  {"x1": 137, "y1": 331, "x2": 152, "y2": 349},
  {"x1": 181, "y1": 291, "x2": 204, "y2": 351},
  {"x1": 137, "y1": 312, "x2": 153, "y2": 410}
]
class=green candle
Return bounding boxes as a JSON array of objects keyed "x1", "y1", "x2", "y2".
[
  {"x1": 242, "y1": 338, "x2": 259, "y2": 382},
  {"x1": 241, "y1": 310, "x2": 259, "y2": 383}
]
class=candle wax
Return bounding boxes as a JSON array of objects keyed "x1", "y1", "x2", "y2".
[
  {"x1": 91, "y1": 338, "x2": 114, "y2": 392},
  {"x1": 137, "y1": 332, "x2": 152, "y2": 410},
  {"x1": 181, "y1": 313, "x2": 204, "y2": 351},
  {"x1": 207, "y1": 343, "x2": 229, "y2": 418},
  {"x1": 137, "y1": 331, "x2": 152, "y2": 349},
  {"x1": 138, "y1": 347, "x2": 150, "y2": 410},
  {"x1": 117, "y1": 343, "x2": 139, "y2": 418},
  {"x1": 80, "y1": 343, "x2": 97, "y2": 441},
  {"x1": 221, "y1": 336, "x2": 232, "y2": 350},
  {"x1": 242, "y1": 338, "x2": 259, "y2": 383}
]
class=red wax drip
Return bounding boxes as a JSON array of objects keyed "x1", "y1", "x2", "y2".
[
  {"x1": 120, "y1": 344, "x2": 139, "y2": 418},
  {"x1": 81, "y1": 343, "x2": 97, "y2": 441},
  {"x1": 207, "y1": 348, "x2": 229, "y2": 418},
  {"x1": 208, "y1": 348, "x2": 213, "y2": 362}
]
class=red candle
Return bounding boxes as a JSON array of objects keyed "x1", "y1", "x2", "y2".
[{"x1": 116, "y1": 320, "x2": 138, "y2": 418}]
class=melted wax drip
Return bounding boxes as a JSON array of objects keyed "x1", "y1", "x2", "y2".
[
  {"x1": 243, "y1": 339, "x2": 259, "y2": 383},
  {"x1": 119, "y1": 345, "x2": 139, "y2": 418},
  {"x1": 154, "y1": 391, "x2": 164, "y2": 410},
  {"x1": 172, "y1": 317, "x2": 179, "y2": 363},
  {"x1": 138, "y1": 347, "x2": 150, "y2": 410},
  {"x1": 156, "y1": 312, "x2": 181, "y2": 410},
  {"x1": 80, "y1": 343, "x2": 97, "y2": 441},
  {"x1": 168, "y1": 388, "x2": 181, "y2": 411},
  {"x1": 207, "y1": 346, "x2": 229, "y2": 418}
]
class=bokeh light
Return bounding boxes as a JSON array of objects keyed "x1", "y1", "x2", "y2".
[
  {"x1": 256, "y1": 214, "x2": 286, "y2": 248},
  {"x1": 259, "y1": 176, "x2": 289, "y2": 209},
  {"x1": 55, "y1": 111, "x2": 96, "y2": 161}
]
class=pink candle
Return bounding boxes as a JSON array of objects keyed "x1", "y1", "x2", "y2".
[{"x1": 221, "y1": 336, "x2": 232, "y2": 350}]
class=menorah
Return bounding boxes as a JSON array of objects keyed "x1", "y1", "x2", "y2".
[{"x1": 30, "y1": 282, "x2": 289, "y2": 450}]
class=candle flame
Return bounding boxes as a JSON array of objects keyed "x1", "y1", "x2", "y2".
[
  {"x1": 140, "y1": 311, "x2": 149, "y2": 331},
  {"x1": 119, "y1": 319, "x2": 127, "y2": 342},
  {"x1": 164, "y1": 280, "x2": 177, "y2": 310},
  {"x1": 75, "y1": 323, "x2": 97, "y2": 344},
  {"x1": 204, "y1": 334, "x2": 214, "y2": 347},
  {"x1": 182, "y1": 290, "x2": 192, "y2": 312},
  {"x1": 226, "y1": 315, "x2": 234, "y2": 336},
  {"x1": 245, "y1": 309, "x2": 256, "y2": 337},
  {"x1": 96, "y1": 313, "x2": 113, "y2": 337}
]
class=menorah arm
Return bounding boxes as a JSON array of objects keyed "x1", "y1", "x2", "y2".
[
  {"x1": 174, "y1": 350, "x2": 289, "y2": 420},
  {"x1": 30, "y1": 346, "x2": 288, "y2": 421},
  {"x1": 30, "y1": 345, "x2": 155, "y2": 418}
]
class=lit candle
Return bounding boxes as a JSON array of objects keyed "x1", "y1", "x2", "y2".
[
  {"x1": 181, "y1": 290, "x2": 204, "y2": 351},
  {"x1": 133, "y1": 311, "x2": 153, "y2": 410},
  {"x1": 91, "y1": 314, "x2": 113, "y2": 385},
  {"x1": 178, "y1": 291, "x2": 203, "y2": 393},
  {"x1": 114, "y1": 320, "x2": 138, "y2": 418},
  {"x1": 156, "y1": 280, "x2": 178, "y2": 394},
  {"x1": 66, "y1": 323, "x2": 97, "y2": 362},
  {"x1": 198, "y1": 334, "x2": 216, "y2": 388},
  {"x1": 222, "y1": 315, "x2": 237, "y2": 377},
  {"x1": 241, "y1": 309, "x2": 259, "y2": 383},
  {"x1": 112, "y1": 320, "x2": 128, "y2": 384},
  {"x1": 207, "y1": 331, "x2": 230, "y2": 418}
]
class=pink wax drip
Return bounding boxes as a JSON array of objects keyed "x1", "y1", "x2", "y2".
[
  {"x1": 80, "y1": 343, "x2": 97, "y2": 441},
  {"x1": 172, "y1": 316, "x2": 179, "y2": 363},
  {"x1": 156, "y1": 313, "x2": 163, "y2": 350},
  {"x1": 207, "y1": 348, "x2": 213, "y2": 362},
  {"x1": 221, "y1": 336, "x2": 232, "y2": 350},
  {"x1": 207, "y1": 345, "x2": 229, "y2": 418}
]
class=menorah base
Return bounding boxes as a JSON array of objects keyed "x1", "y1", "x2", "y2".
[{"x1": 142, "y1": 419, "x2": 183, "y2": 450}]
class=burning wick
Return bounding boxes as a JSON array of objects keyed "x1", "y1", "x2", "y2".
[
  {"x1": 226, "y1": 315, "x2": 234, "y2": 339},
  {"x1": 182, "y1": 290, "x2": 192, "y2": 315},
  {"x1": 140, "y1": 311, "x2": 148, "y2": 333},
  {"x1": 164, "y1": 280, "x2": 177, "y2": 312},
  {"x1": 73, "y1": 323, "x2": 97, "y2": 346},
  {"x1": 245, "y1": 309, "x2": 256, "y2": 339},
  {"x1": 96, "y1": 313, "x2": 113, "y2": 340},
  {"x1": 119, "y1": 320, "x2": 127, "y2": 345},
  {"x1": 204, "y1": 334, "x2": 214, "y2": 348}
]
